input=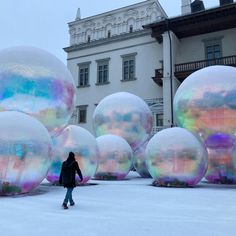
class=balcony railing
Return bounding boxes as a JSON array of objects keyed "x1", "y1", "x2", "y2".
[
  {"x1": 175, "y1": 55, "x2": 236, "y2": 81},
  {"x1": 152, "y1": 68, "x2": 163, "y2": 86}
]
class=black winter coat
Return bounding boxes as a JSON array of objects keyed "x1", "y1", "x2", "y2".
[{"x1": 59, "y1": 160, "x2": 83, "y2": 188}]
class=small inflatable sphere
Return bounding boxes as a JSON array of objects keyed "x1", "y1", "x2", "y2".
[
  {"x1": 0, "y1": 46, "x2": 76, "y2": 136},
  {"x1": 93, "y1": 92, "x2": 153, "y2": 151},
  {"x1": 47, "y1": 125, "x2": 98, "y2": 184},
  {"x1": 95, "y1": 134, "x2": 133, "y2": 180},
  {"x1": 205, "y1": 133, "x2": 236, "y2": 183},
  {"x1": 145, "y1": 127, "x2": 208, "y2": 187},
  {"x1": 174, "y1": 65, "x2": 236, "y2": 142},
  {"x1": 133, "y1": 140, "x2": 151, "y2": 178},
  {"x1": 0, "y1": 111, "x2": 52, "y2": 195}
]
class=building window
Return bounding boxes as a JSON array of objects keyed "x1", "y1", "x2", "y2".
[
  {"x1": 121, "y1": 53, "x2": 137, "y2": 81},
  {"x1": 76, "y1": 105, "x2": 88, "y2": 123},
  {"x1": 96, "y1": 58, "x2": 110, "y2": 85},
  {"x1": 77, "y1": 62, "x2": 91, "y2": 87},
  {"x1": 206, "y1": 44, "x2": 221, "y2": 61},
  {"x1": 203, "y1": 37, "x2": 223, "y2": 65},
  {"x1": 108, "y1": 30, "x2": 111, "y2": 38},
  {"x1": 156, "y1": 114, "x2": 163, "y2": 127},
  {"x1": 129, "y1": 25, "x2": 133, "y2": 33}
]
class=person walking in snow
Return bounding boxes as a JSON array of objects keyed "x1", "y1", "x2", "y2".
[{"x1": 59, "y1": 152, "x2": 83, "y2": 209}]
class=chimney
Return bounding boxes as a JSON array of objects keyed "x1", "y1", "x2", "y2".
[
  {"x1": 181, "y1": 0, "x2": 192, "y2": 15},
  {"x1": 191, "y1": 0, "x2": 205, "y2": 13},
  {"x1": 219, "y1": 0, "x2": 233, "y2": 6},
  {"x1": 76, "y1": 8, "x2": 81, "y2": 20}
]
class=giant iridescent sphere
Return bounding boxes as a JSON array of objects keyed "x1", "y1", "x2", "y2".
[
  {"x1": 94, "y1": 134, "x2": 133, "y2": 180},
  {"x1": 145, "y1": 127, "x2": 208, "y2": 187},
  {"x1": 133, "y1": 139, "x2": 151, "y2": 178},
  {"x1": 174, "y1": 65, "x2": 236, "y2": 183},
  {"x1": 93, "y1": 92, "x2": 153, "y2": 151},
  {"x1": 46, "y1": 125, "x2": 98, "y2": 184},
  {"x1": 0, "y1": 46, "x2": 76, "y2": 136},
  {"x1": 174, "y1": 65, "x2": 236, "y2": 142},
  {"x1": 0, "y1": 111, "x2": 52, "y2": 195}
]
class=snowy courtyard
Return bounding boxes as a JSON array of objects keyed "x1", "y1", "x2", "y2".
[{"x1": 1, "y1": 171, "x2": 236, "y2": 236}]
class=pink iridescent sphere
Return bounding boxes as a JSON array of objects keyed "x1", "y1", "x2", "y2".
[
  {"x1": 146, "y1": 127, "x2": 208, "y2": 187},
  {"x1": 93, "y1": 92, "x2": 153, "y2": 151},
  {"x1": 47, "y1": 125, "x2": 98, "y2": 185},
  {"x1": 94, "y1": 134, "x2": 133, "y2": 180}
]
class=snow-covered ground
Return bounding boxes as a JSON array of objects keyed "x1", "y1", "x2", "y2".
[{"x1": 1, "y1": 171, "x2": 236, "y2": 236}]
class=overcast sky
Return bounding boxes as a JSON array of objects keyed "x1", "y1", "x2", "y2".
[{"x1": 0, "y1": 0, "x2": 226, "y2": 64}]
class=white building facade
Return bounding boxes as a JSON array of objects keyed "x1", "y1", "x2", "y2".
[
  {"x1": 64, "y1": 0, "x2": 236, "y2": 134},
  {"x1": 64, "y1": 0, "x2": 167, "y2": 134}
]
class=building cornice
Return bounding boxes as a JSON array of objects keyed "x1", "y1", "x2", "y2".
[
  {"x1": 66, "y1": 40, "x2": 156, "y2": 61},
  {"x1": 64, "y1": 29, "x2": 151, "y2": 53}
]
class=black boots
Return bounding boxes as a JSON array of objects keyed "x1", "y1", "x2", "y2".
[
  {"x1": 62, "y1": 203, "x2": 68, "y2": 209},
  {"x1": 62, "y1": 201, "x2": 75, "y2": 209}
]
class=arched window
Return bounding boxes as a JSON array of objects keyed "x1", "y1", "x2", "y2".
[{"x1": 129, "y1": 25, "x2": 133, "y2": 33}]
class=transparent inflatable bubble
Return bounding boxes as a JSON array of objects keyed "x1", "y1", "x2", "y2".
[
  {"x1": 0, "y1": 111, "x2": 52, "y2": 195},
  {"x1": 145, "y1": 127, "x2": 208, "y2": 187},
  {"x1": 205, "y1": 133, "x2": 236, "y2": 183},
  {"x1": 47, "y1": 125, "x2": 98, "y2": 185},
  {"x1": 0, "y1": 46, "x2": 76, "y2": 136},
  {"x1": 174, "y1": 65, "x2": 236, "y2": 141},
  {"x1": 93, "y1": 92, "x2": 153, "y2": 151},
  {"x1": 174, "y1": 66, "x2": 236, "y2": 183},
  {"x1": 133, "y1": 139, "x2": 151, "y2": 178},
  {"x1": 94, "y1": 134, "x2": 133, "y2": 180}
]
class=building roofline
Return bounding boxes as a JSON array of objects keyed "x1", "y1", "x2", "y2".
[
  {"x1": 68, "y1": 0, "x2": 168, "y2": 26},
  {"x1": 144, "y1": 3, "x2": 236, "y2": 40}
]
